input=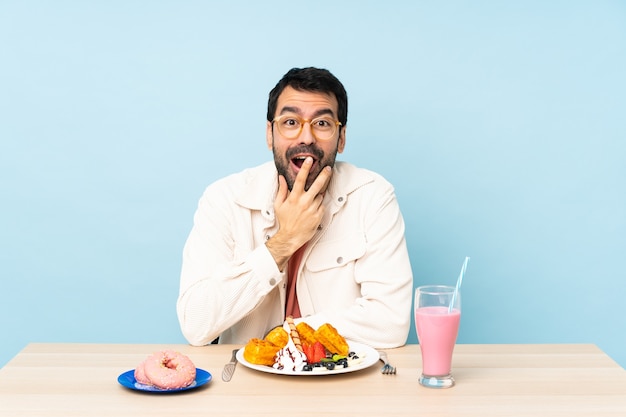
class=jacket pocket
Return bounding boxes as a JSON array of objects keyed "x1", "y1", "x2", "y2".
[{"x1": 305, "y1": 233, "x2": 366, "y2": 272}]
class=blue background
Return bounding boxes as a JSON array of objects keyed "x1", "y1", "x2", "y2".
[{"x1": 1, "y1": 1, "x2": 625, "y2": 368}]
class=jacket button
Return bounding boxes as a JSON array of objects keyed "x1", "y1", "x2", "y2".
[
  {"x1": 338, "y1": 196, "x2": 344, "y2": 202},
  {"x1": 269, "y1": 278, "x2": 276, "y2": 286},
  {"x1": 336, "y1": 256, "x2": 343, "y2": 264}
]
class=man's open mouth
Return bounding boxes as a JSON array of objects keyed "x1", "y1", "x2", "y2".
[
  {"x1": 291, "y1": 156, "x2": 311, "y2": 169},
  {"x1": 286, "y1": 146, "x2": 323, "y2": 171}
]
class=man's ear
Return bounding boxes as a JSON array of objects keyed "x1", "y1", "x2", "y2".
[
  {"x1": 337, "y1": 126, "x2": 346, "y2": 153},
  {"x1": 266, "y1": 121, "x2": 273, "y2": 150}
]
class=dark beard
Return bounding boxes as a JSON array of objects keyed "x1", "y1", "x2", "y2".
[{"x1": 273, "y1": 143, "x2": 338, "y2": 191}]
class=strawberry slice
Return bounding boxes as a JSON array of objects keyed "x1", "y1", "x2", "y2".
[
  {"x1": 302, "y1": 341, "x2": 327, "y2": 363},
  {"x1": 302, "y1": 343, "x2": 313, "y2": 362},
  {"x1": 311, "y1": 341, "x2": 326, "y2": 363}
]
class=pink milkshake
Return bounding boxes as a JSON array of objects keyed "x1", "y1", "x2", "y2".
[
  {"x1": 415, "y1": 306, "x2": 461, "y2": 376},
  {"x1": 414, "y1": 285, "x2": 461, "y2": 388}
]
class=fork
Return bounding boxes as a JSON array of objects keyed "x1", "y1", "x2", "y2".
[
  {"x1": 378, "y1": 350, "x2": 396, "y2": 375},
  {"x1": 221, "y1": 349, "x2": 239, "y2": 382}
]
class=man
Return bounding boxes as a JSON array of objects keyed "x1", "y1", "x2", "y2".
[{"x1": 177, "y1": 67, "x2": 413, "y2": 348}]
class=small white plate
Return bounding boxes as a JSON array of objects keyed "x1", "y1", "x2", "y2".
[{"x1": 236, "y1": 341, "x2": 379, "y2": 376}]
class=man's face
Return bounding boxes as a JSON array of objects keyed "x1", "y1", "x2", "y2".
[{"x1": 266, "y1": 86, "x2": 346, "y2": 191}]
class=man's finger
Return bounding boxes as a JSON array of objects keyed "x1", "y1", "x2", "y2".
[
  {"x1": 275, "y1": 174, "x2": 288, "y2": 204},
  {"x1": 291, "y1": 156, "x2": 313, "y2": 194},
  {"x1": 307, "y1": 165, "x2": 332, "y2": 196}
]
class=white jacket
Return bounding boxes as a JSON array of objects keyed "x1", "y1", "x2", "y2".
[{"x1": 177, "y1": 161, "x2": 413, "y2": 348}]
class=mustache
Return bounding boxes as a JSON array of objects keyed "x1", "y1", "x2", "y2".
[{"x1": 286, "y1": 144, "x2": 324, "y2": 161}]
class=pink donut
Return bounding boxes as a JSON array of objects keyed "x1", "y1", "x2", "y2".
[
  {"x1": 134, "y1": 360, "x2": 151, "y2": 385},
  {"x1": 143, "y1": 350, "x2": 196, "y2": 389}
]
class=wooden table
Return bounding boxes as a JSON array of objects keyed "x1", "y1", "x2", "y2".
[{"x1": 1, "y1": 343, "x2": 625, "y2": 416}]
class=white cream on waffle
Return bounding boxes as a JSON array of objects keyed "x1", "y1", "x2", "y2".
[{"x1": 272, "y1": 320, "x2": 307, "y2": 372}]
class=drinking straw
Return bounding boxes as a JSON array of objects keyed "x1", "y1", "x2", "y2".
[{"x1": 449, "y1": 256, "x2": 470, "y2": 312}]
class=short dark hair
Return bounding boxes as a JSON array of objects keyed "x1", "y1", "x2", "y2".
[{"x1": 267, "y1": 67, "x2": 348, "y2": 126}]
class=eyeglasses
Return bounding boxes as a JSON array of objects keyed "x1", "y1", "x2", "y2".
[{"x1": 272, "y1": 114, "x2": 342, "y2": 141}]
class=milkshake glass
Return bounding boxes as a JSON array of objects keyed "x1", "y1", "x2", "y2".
[{"x1": 414, "y1": 285, "x2": 461, "y2": 388}]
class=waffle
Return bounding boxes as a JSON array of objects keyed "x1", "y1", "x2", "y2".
[
  {"x1": 264, "y1": 326, "x2": 289, "y2": 348},
  {"x1": 314, "y1": 323, "x2": 349, "y2": 356},
  {"x1": 243, "y1": 338, "x2": 283, "y2": 366},
  {"x1": 295, "y1": 322, "x2": 317, "y2": 346}
]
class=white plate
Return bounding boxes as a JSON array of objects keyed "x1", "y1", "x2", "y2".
[{"x1": 236, "y1": 341, "x2": 379, "y2": 376}]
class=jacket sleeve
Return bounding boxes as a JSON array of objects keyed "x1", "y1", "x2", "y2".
[{"x1": 176, "y1": 182, "x2": 282, "y2": 346}]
